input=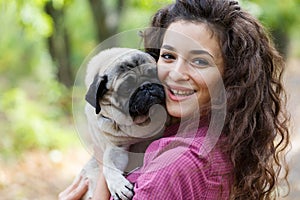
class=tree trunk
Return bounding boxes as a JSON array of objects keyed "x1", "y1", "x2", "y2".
[
  {"x1": 45, "y1": 2, "x2": 73, "y2": 88},
  {"x1": 88, "y1": 0, "x2": 124, "y2": 43}
]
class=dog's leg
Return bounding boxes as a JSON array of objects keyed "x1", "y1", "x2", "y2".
[{"x1": 103, "y1": 145, "x2": 134, "y2": 200}]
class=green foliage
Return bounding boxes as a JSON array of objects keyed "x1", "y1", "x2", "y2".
[
  {"x1": 0, "y1": 86, "x2": 77, "y2": 158},
  {"x1": 242, "y1": 0, "x2": 300, "y2": 33},
  {"x1": 123, "y1": 0, "x2": 173, "y2": 28},
  {"x1": 0, "y1": 1, "x2": 41, "y2": 82},
  {"x1": 117, "y1": 0, "x2": 173, "y2": 48},
  {"x1": 64, "y1": 0, "x2": 97, "y2": 70},
  {"x1": 241, "y1": 0, "x2": 300, "y2": 57},
  {"x1": 17, "y1": 1, "x2": 53, "y2": 38},
  {"x1": 0, "y1": 0, "x2": 95, "y2": 158},
  {"x1": 129, "y1": 0, "x2": 173, "y2": 10}
]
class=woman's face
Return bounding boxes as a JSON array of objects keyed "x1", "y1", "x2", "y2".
[{"x1": 157, "y1": 21, "x2": 224, "y2": 118}]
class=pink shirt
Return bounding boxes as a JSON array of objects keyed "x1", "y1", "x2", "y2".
[{"x1": 114, "y1": 121, "x2": 233, "y2": 199}]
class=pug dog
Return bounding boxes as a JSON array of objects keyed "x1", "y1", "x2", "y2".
[{"x1": 80, "y1": 48, "x2": 167, "y2": 200}]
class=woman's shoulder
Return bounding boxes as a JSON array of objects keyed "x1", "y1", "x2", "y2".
[{"x1": 129, "y1": 129, "x2": 233, "y2": 199}]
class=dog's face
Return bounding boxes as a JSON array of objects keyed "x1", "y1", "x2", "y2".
[{"x1": 85, "y1": 48, "x2": 165, "y2": 133}]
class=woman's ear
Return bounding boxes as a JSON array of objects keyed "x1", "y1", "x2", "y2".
[{"x1": 85, "y1": 75, "x2": 108, "y2": 114}]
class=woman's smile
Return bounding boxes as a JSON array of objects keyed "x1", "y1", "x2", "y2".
[{"x1": 166, "y1": 85, "x2": 196, "y2": 101}]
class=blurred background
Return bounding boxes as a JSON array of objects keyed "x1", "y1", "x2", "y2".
[{"x1": 0, "y1": 0, "x2": 299, "y2": 199}]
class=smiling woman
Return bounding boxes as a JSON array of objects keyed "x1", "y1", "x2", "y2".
[{"x1": 157, "y1": 21, "x2": 224, "y2": 118}]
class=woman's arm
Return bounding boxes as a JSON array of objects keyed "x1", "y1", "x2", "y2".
[{"x1": 92, "y1": 168, "x2": 110, "y2": 200}]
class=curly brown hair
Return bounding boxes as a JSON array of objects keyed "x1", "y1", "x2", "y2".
[{"x1": 142, "y1": 0, "x2": 290, "y2": 199}]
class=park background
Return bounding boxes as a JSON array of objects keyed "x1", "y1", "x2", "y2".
[{"x1": 0, "y1": 0, "x2": 299, "y2": 199}]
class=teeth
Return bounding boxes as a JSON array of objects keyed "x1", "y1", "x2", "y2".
[{"x1": 170, "y1": 89, "x2": 195, "y2": 96}]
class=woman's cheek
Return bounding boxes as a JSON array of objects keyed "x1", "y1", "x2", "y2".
[{"x1": 157, "y1": 63, "x2": 168, "y2": 82}]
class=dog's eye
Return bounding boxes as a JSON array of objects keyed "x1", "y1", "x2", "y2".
[
  {"x1": 101, "y1": 114, "x2": 112, "y2": 122},
  {"x1": 100, "y1": 114, "x2": 111, "y2": 120}
]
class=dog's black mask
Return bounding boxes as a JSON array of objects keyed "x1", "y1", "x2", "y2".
[
  {"x1": 129, "y1": 83, "x2": 165, "y2": 119},
  {"x1": 85, "y1": 74, "x2": 166, "y2": 119}
]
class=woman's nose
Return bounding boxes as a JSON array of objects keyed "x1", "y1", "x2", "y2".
[{"x1": 169, "y1": 57, "x2": 190, "y2": 81}]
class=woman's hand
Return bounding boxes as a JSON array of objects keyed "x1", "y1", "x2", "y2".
[
  {"x1": 58, "y1": 162, "x2": 110, "y2": 200},
  {"x1": 91, "y1": 168, "x2": 110, "y2": 200},
  {"x1": 58, "y1": 174, "x2": 89, "y2": 200}
]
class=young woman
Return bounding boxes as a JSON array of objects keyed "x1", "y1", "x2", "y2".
[{"x1": 59, "y1": 0, "x2": 290, "y2": 199}]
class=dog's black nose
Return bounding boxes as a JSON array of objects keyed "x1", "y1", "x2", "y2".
[{"x1": 129, "y1": 83, "x2": 165, "y2": 118}]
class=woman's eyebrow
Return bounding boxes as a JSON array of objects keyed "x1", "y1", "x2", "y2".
[
  {"x1": 161, "y1": 44, "x2": 214, "y2": 58},
  {"x1": 161, "y1": 44, "x2": 176, "y2": 51},
  {"x1": 190, "y1": 49, "x2": 214, "y2": 58}
]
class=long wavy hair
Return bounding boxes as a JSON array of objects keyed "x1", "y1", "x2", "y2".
[{"x1": 142, "y1": 0, "x2": 290, "y2": 199}]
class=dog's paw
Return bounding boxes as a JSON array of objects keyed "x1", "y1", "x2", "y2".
[{"x1": 107, "y1": 175, "x2": 134, "y2": 200}]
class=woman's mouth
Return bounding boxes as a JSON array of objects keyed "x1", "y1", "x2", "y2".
[{"x1": 167, "y1": 87, "x2": 196, "y2": 101}]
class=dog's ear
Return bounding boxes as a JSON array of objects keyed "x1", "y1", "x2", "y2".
[{"x1": 85, "y1": 75, "x2": 108, "y2": 114}]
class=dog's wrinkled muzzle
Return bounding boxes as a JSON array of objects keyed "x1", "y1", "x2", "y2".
[{"x1": 129, "y1": 83, "x2": 165, "y2": 124}]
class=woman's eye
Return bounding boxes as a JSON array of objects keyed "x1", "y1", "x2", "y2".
[
  {"x1": 192, "y1": 58, "x2": 210, "y2": 67},
  {"x1": 161, "y1": 53, "x2": 175, "y2": 60}
]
